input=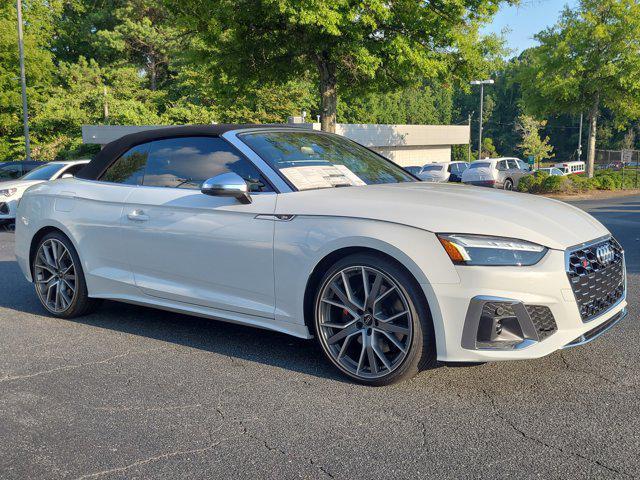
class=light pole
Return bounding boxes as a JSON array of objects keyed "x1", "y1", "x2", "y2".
[
  {"x1": 470, "y1": 79, "x2": 494, "y2": 160},
  {"x1": 16, "y1": 0, "x2": 31, "y2": 161}
]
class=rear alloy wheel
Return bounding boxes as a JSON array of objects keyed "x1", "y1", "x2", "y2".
[
  {"x1": 503, "y1": 179, "x2": 514, "y2": 190},
  {"x1": 33, "y1": 232, "x2": 99, "y2": 318},
  {"x1": 314, "y1": 254, "x2": 435, "y2": 385}
]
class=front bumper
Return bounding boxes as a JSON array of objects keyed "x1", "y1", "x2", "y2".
[
  {"x1": 0, "y1": 198, "x2": 17, "y2": 220},
  {"x1": 463, "y1": 180, "x2": 498, "y2": 188},
  {"x1": 425, "y1": 247, "x2": 628, "y2": 362}
]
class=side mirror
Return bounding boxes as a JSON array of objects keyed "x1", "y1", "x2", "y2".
[
  {"x1": 201, "y1": 172, "x2": 252, "y2": 204},
  {"x1": 61, "y1": 174, "x2": 74, "y2": 179}
]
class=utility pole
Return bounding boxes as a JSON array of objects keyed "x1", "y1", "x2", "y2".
[
  {"x1": 577, "y1": 113, "x2": 583, "y2": 161},
  {"x1": 467, "y1": 112, "x2": 473, "y2": 163},
  {"x1": 16, "y1": 0, "x2": 31, "y2": 161},
  {"x1": 470, "y1": 80, "x2": 494, "y2": 160}
]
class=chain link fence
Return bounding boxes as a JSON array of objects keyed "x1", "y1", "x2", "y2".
[{"x1": 594, "y1": 149, "x2": 640, "y2": 188}]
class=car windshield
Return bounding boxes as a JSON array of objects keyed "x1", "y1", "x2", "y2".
[
  {"x1": 469, "y1": 162, "x2": 491, "y2": 169},
  {"x1": 421, "y1": 165, "x2": 442, "y2": 172},
  {"x1": 21, "y1": 163, "x2": 65, "y2": 181},
  {"x1": 404, "y1": 166, "x2": 421, "y2": 174},
  {"x1": 239, "y1": 131, "x2": 415, "y2": 190},
  {"x1": 0, "y1": 164, "x2": 18, "y2": 179}
]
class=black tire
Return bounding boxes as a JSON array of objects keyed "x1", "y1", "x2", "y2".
[
  {"x1": 503, "y1": 178, "x2": 514, "y2": 190},
  {"x1": 32, "y1": 231, "x2": 101, "y2": 318},
  {"x1": 313, "y1": 252, "x2": 437, "y2": 386}
]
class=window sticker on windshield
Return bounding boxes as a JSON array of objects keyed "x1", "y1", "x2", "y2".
[{"x1": 280, "y1": 165, "x2": 367, "y2": 190}]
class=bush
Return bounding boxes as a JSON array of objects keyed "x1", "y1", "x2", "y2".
[
  {"x1": 541, "y1": 174, "x2": 569, "y2": 193},
  {"x1": 518, "y1": 168, "x2": 639, "y2": 194},
  {"x1": 596, "y1": 174, "x2": 617, "y2": 190}
]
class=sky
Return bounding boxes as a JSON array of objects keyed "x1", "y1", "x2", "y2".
[{"x1": 482, "y1": 0, "x2": 579, "y2": 54}]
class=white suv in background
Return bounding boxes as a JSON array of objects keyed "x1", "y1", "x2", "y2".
[
  {"x1": 462, "y1": 157, "x2": 531, "y2": 190},
  {"x1": 0, "y1": 160, "x2": 89, "y2": 226}
]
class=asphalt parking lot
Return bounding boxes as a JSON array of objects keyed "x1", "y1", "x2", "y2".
[{"x1": 0, "y1": 194, "x2": 638, "y2": 480}]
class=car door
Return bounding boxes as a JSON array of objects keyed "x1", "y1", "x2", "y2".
[
  {"x1": 122, "y1": 136, "x2": 277, "y2": 319},
  {"x1": 59, "y1": 147, "x2": 150, "y2": 294},
  {"x1": 449, "y1": 163, "x2": 461, "y2": 182},
  {"x1": 508, "y1": 159, "x2": 527, "y2": 185},
  {"x1": 495, "y1": 160, "x2": 509, "y2": 185}
]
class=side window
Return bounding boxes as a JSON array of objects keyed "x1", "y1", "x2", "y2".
[
  {"x1": 143, "y1": 137, "x2": 272, "y2": 192},
  {"x1": 101, "y1": 144, "x2": 149, "y2": 185},
  {"x1": 497, "y1": 160, "x2": 508, "y2": 171},
  {"x1": 507, "y1": 159, "x2": 518, "y2": 169}
]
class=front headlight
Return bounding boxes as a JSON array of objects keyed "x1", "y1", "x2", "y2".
[
  {"x1": 437, "y1": 234, "x2": 548, "y2": 266},
  {"x1": 0, "y1": 188, "x2": 17, "y2": 198}
]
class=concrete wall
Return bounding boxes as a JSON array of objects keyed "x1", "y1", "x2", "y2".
[{"x1": 373, "y1": 146, "x2": 452, "y2": 166}]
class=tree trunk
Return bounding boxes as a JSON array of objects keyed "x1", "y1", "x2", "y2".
[
  {"x1": 586, "y1": 97, "x2": 599, "y2": 178},
  {"x1": 149, "y1": 57, "x2": 157, "y2": 91},
  {"x1": 318, "y1": 53, "x2": 337, "y2": 133}
]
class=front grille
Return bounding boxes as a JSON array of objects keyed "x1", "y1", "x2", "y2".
[
  {"x1": 567, "y1": 237, "x2": 625, "y2": 322},
  {"x1": 0, "y1": 203, "x2": 8, "y2": 215},
  {"x1": 525, "y1": 305, "x2": 557, "y2": 341}
]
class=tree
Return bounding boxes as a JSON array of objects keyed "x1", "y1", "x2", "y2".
[
  {"x1": 516, "y1": 114, "x2": 554, "y2": 167},
  {"x1": 520, "y1": 0, "x2": 640, "y2": 176},
  {"x1": 0, "y1": 0, "x2": 60, "y2": 160},
  {"x1": 480, "y1": 137, "x2": 497, "y2": 158},
  {"x1": 175, "y1": 0, "x2": 512, "y2": 132},
  {"x1": 339, "y1": 83, "x2": 454, "y2": 125}
]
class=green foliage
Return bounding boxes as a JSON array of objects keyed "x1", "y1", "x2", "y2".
[
  {"x1": 522, "y1": 0, "x2": 640, "y2": 119},
  {"x1": 516, "y1": 114, "x2": 554, "y2": 163},
  {"x1": 519, "y1": 0, "x2": 640, "y2": 175},
  {"x1": 174, "y1": 0, "x2": 512, "y2": 130},
  {"x1": 339, "y1": 84, "x2": 454, "y2": 125},
  {"x1": 481, "y1": 138, "x2": 498, "y2": 158},
  {"x1": 518, "y1": 169, "x2": 638, "y2": 194}
]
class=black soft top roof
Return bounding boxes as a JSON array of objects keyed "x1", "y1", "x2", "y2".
[{"x1": 77, "y1": 124, "x2": 282, "y2": 180}]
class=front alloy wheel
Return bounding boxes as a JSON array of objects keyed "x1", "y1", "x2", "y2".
[{"x1": 314, "y1": 254, "x2": 435, "y2": 385}]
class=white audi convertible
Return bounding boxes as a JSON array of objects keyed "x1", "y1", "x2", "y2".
[{"x1": 14, "y1": 125, "x2": 627, "y2": 385}]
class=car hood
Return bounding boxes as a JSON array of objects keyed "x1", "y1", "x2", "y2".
[
  {"x1": 0, "y1": 179, "x2": 43, "y2": 190},
  {"x1": 274, "y1": 182, "x2": 609, "y2": 250}
]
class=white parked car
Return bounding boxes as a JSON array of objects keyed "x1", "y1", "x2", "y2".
[
  {"x1": 407, "y1": 161, "x2": 469, "y2": 183},
  {"x1": 537, "y1": 167, "x2": 565, "y2": 176},
  {"x1": 14, "y1": 126, "x2": 627, "y2": 385},
  {"x1": 0, "y1": 160, "x2": 89, "y2": 225},
  {"x1": 416, "y1": 163, "x2": 450, "y2": 183},
  {"x1": 461, "y1": 157, "x2": 531, "y2": 190}
]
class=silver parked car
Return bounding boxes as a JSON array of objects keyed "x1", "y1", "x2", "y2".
[{"x1": 461, "y1": 158, "x2": 531, "y2": 190}]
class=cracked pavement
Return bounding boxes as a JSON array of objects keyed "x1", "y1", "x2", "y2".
[{"x1": 0, "y1": 194, "x2": 639, "y2": 479}]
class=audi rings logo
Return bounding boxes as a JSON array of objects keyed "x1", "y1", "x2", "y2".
[{"x1": 596, "y1": 244, "x2": 615, "y2": 265}]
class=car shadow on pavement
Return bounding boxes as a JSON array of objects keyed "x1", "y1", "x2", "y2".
[{"x1": 0, "y1": 259, "x2": 348, "y2": 383}]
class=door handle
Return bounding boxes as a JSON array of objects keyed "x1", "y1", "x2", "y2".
[{"x1": 127, "y1": 209, "x2": 149, "y2": 222}]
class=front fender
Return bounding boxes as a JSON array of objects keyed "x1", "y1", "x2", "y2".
[{"x1": 273, "y1": 215, "x2": 460, "y2": 343}]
